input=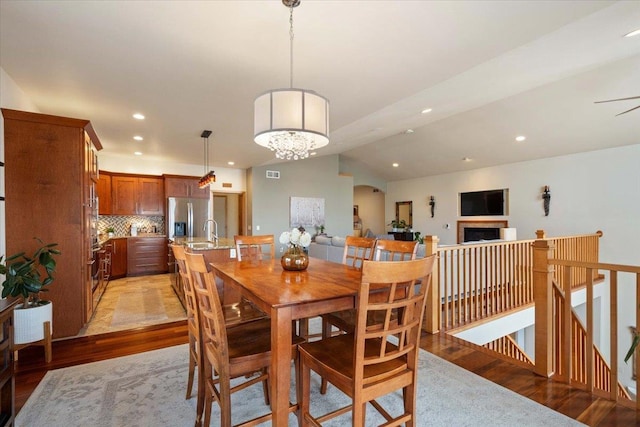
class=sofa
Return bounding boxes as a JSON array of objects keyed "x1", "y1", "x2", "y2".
[{"x1": 308, "y1": 235, "x2": 428, "y2": 262}]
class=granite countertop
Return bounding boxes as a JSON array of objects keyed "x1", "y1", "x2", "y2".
[
  {"x1": 171, "y1": 236, "x2": 236, "y2": 250},
  {"x1": 99, "y1": 233, "x2": 167, "y2": 245}
]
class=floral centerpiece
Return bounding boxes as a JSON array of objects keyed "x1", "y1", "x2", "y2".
[{"x1": 279, "y1": 227, "x2": 312, "y2": 271}]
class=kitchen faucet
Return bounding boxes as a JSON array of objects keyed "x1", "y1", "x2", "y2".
[{"x1": 203, "y1": 219, "x2": 219, "y2": 243}]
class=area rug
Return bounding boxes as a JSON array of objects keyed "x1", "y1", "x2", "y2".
[
  {"x1": 110, "y1": 288, "x2": 168, "y2": 327},
  {"x1": 16, "y1": 344, "x2": 583, "y2": 426}
]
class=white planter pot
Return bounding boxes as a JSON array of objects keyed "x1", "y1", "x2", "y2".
[{"x1": 14, "y1": 302, "x2": 53, "y2": 345}]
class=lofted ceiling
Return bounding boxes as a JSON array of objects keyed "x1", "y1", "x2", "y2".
[{"x1": 1, "y1": 1, "x2": 639, "y2": 182}]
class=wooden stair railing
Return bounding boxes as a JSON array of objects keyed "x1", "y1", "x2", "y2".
[
  {"x1": 423, "y1": 231, "x2": 603, "y2": 333},
  {"x1": 552, "y1": 277, "x2": 630, "y2": 400},
  {"x1": 484, "y1": 335, "x2": 534, "y2": 365},
  {"x1": 534, "y1": 232, "x2": 640, "y2": 409}
]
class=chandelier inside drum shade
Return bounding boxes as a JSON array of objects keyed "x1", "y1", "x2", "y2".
[{"x1": 254, "y1": 0, "x2": 329, "y2": 160}]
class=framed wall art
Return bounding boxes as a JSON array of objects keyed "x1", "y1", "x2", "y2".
[{"x1": 290, "y1": 197, "x2": 325, "y2": 229}]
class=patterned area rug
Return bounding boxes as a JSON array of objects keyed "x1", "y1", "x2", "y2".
[
  {"x1": 110, "y1": 288, "x2": 168, "y2": 326},
  {"x1": 16, "y1": 344, "x2": 584, "y2": 426}
]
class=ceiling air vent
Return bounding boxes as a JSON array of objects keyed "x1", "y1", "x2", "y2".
[{"x1": 266, "y1": 170, "x2": 280, "y2": 179}]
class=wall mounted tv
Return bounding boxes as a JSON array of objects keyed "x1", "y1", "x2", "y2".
[{"x1": 460, "y1": 189, "x2": 508, "y2": 216}]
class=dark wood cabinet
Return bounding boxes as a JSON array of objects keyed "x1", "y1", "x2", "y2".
[
  {"x1": 2, "y1": 108, "x2": 102, "y2": 338},
  {"x1": 109, "y1": 238, "x2": 128, "y2": 279},
  {"x1": 0, "y1": 299, "x2": 18, "y2": 427},
  {"x1": 127, "y1": 237, "x2": 168, "y2": 276},
  {"x1": 97, "y1": 173, "x2": 112, "y2": 215},
  {"x1": 164, "y1": 175, "x2": 209, "y2": 199},
  {"x1": 112, "y1": 175, "x2": 164, "y2": 215}
]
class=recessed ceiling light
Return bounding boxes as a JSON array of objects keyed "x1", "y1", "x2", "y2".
[
  {"x1": 134, "y1": 151, "x2": 143, "y2": 156},
  {"x1": 462, "y1": 157, "x2": 472, "y2": 162},
  {"x1": 132, "y1": 113, "x2": 145, "y2": 120},
  {"x1": 133, "y1": 135, "x2": 143, "y2": 141},
  {"x1": 392, "y1": 163, "x2": 399, "y2": 167},
  {"x1": 624, "y1": 28, "x2": 640, "y2": 38},
  {"x1": 515, "y1": 135, "x2": 526, "y2": 142},
  {"x1": 227, "y1": 161, "x2": 235, "y2": 166},
  {"x1": 404, "y1": 129, "x2": 414, "y2": 134},
  {"x1": 421, "y1": 108, "x2": 432, "y2": 114}
]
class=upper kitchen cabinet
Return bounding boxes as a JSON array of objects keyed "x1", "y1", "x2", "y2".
[
  {"x1": 112, "y1": 174, "x2": 164, "y2": 215},
  {"x1": 164, "y1": 175, "x2": 210, "y2": 199},
  {"x1": 97, "y1": 172, "x2": 112, "y2": 215},
  {"x1": 1, "y1": 108, "x2": 102, "y2": 339}
]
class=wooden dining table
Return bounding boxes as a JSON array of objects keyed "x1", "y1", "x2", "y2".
[{"x1": 209, "y1": 257, "x2": 362, "y2": 426}]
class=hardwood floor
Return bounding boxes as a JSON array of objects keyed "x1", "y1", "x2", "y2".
[{"x1": 14, "y1": 322, "x2": 639, "y2": 426}]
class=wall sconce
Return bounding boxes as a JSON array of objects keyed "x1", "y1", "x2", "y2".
[
  {"x1": 542, "y1": 186, "x2": 551, "y2": 216},
  {"x1": 428, "y1": 196, "x2": 436, "y2": 218}
]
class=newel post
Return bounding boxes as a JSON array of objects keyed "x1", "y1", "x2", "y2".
[
  {"x1": 533, "y1": 230, "x2": 555, "y2": 377},
  {"x1": 423, "y1": 235, "x2": 440, "y2": 333}
]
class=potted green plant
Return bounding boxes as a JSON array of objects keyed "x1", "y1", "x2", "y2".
[
  {"x1": 0, "y1": 238, "x2": 60, "y2": 345},
  {"x1": 106, "y1": 227, "x2": 115, "y2": 238},
  {"x1": 389, "y1": 219, "x2": 407, "y2": 232}
]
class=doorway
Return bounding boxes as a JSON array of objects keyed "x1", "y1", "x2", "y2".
[{"x1": 212, "y1": 193, "x2": 241, "y2": 238}]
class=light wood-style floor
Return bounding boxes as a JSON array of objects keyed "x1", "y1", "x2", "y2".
[{"x1": 12, "y1": 273, "x2": 639, "y2": 426}]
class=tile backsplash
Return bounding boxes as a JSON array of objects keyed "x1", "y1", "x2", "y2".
[{"x1": 98, "y1": 215, "x2": 164, "y2": 237}]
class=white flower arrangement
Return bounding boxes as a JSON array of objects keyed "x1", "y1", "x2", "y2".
[{"x1": 279, "y1": 227, "x2": 312, "y2": 249}]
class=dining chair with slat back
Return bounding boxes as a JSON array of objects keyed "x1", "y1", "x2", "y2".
[
  {"x1": 234, "y1": 235, "x2": 276, "y2": 261},
  {"x1": 299, "y1": 255, "x2": 436, "y2": 426},
  {"x1": 299, "y1": 236, "x2": 377, "y2": 343},
  {"x1": 342, "y1": 235, "x2": 377, "y2": 268},
  {"x1": 170, "y1": 244, "x2": 202, "y2": 403},
  {"x1": 171, "y1": 244, "x2": 268, "y2": 425},
  {"x1": 374, "y1": 238, "x2": 419, "y2": 261},
  {"x1": 185, "y1": 252, "x2": 304, "y2": 427},
  {"x1": 318, "y1": 237, "x2": 417, "y2": 394}
]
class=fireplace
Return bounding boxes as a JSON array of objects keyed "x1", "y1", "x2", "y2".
[
  {"x1": 464, "y1": 227, "x2": 500, "y2": 242},
  {"x1": 457, "y1": 220, "x2": 508, "y2": 243}
]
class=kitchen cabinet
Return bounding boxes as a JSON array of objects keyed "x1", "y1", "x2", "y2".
[
  {"x1": 2, "y1": 108, "x2": 102, "y2": 338},
  {"x1": 108, "y1": 238, "x2": 128, "y2": 279},
  {"x1": 164, "y1": 175, "x2": 209, "y2": 199},
  {"x1": 127, "y1": 237, "x2": 168, "y2": 276},
  {"x1": 97, "y1": 173, "x2": 112, "y2": 215},
  {"x1": 112, "y1": 175, "x2": 164, "y2": 215}
]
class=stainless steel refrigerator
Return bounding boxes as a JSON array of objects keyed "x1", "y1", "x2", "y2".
[{"x1": 167, "y1": 197, "x2": 211, "y2": 240}]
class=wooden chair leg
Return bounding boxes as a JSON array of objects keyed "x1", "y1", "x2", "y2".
[
  {"x1": 261, "y1": 367, "x2": 270, "y2": 406},
  {"x1": 294, "y1": 353, "x2": 302, "y2": 427},
  {"x1": 300, "y1": 356, "x2": 311, "y2": 427},
  {"x1": 319, "y1": 318, "x2": 331, "y2": 394},
  {"x1": 43, "y1": 321, "x2": 52, "y2": 363},
  {"x1": 186, "y1": 349, "x2": 196, "y2": 399}
]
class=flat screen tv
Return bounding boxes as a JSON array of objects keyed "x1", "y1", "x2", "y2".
[{"x1": 460, "y1": 189, "x2": 507, "y2": 216}]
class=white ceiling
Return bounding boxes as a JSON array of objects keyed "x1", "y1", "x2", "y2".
[{"x1": 1, "y1": 1, "x2": 639, "y2": 181}]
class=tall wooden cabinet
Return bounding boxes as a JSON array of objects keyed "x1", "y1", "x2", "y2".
[{"x1": 2, "y1": 109, "x2": 102, "y2": 339}]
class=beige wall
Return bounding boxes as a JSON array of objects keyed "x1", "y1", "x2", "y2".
[{"x1": 353, "y1": 185, "x2": 385, "y2": 235}]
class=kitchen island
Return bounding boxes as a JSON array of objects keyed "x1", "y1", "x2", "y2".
[{"x1": 169, "y1": 237, "x2": 237, "y2": 308}]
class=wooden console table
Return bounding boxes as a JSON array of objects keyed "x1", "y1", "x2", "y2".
[{"x1": 0, "y1": 298, "x2": 19, "y2": 427}]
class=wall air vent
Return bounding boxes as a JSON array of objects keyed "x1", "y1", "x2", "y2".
[{"x1": 266, "y1": 170, "x2": 280, "y2": 179}]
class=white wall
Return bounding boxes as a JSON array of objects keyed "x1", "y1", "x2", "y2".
[
  {"x1": 386, "y1": 144, "x2": 640, "y2": 389},
  {"x1": 0, "y1": 67, "x2": 41, "y2": 258}
]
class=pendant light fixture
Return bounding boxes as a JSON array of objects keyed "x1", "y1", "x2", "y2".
[
  {"x1": 254, "y1": 0, "x2": 329, "y2": 160},
  {"x1": 198, "y1": 130, "x2": 216, "y2": 188}
]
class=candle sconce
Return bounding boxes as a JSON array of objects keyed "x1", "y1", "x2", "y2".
[
  {"x1": 428, "y1": 196, "x2": 435, "y2": 218},
  {"x1": 542, "y1": 186, "x2": 551, "y2": 216}
]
